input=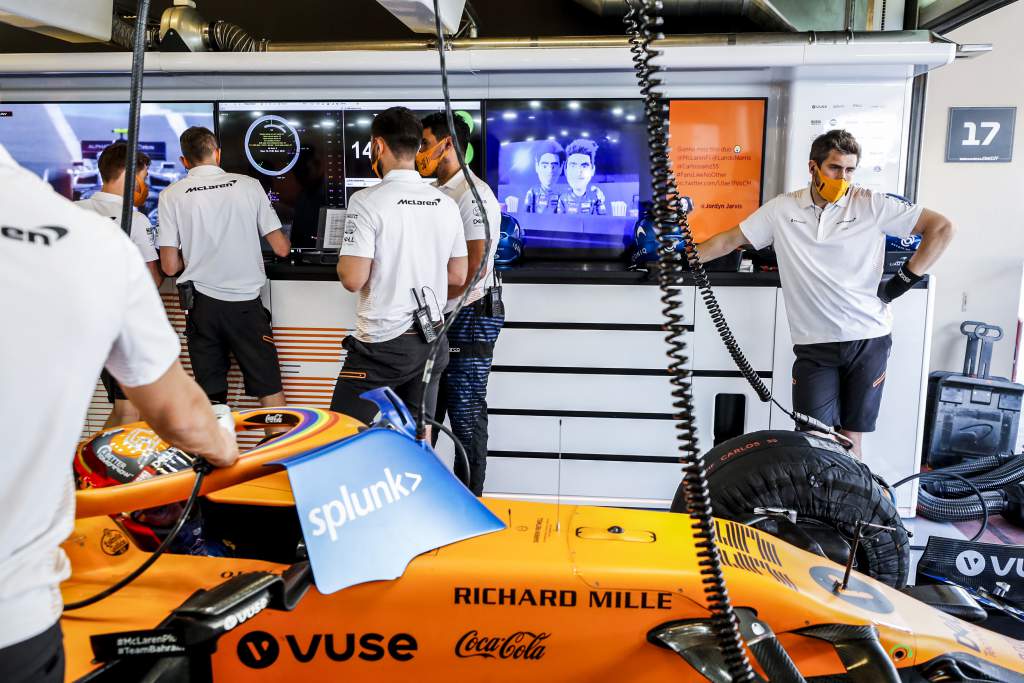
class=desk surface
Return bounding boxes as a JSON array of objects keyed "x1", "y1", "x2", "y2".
[{"x1": 266, "y1": 259, "x2": 928, "y2": 289}]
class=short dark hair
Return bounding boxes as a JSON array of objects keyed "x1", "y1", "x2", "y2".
[
  {"x1": 809, "y1": 129, "x2": 861, "y2": 166},
  {"x1": 179, "y1": 126, "x2": 219, "y2": 165},
  {"x1": 565, "y1": 138, "x2": 598, "y2": 163},
  {"x1": 372, "y1": 107, "x2": 422, "y2": 160},
  {"x1": 421, "y1": 111, "x2": 471, "y2": 151},
  {"x1": 533, "y1": 139, "x2": 564, "y2": 163},
  {"x1": 97, "y1": 142, "x2": 151, "y2": 184}
]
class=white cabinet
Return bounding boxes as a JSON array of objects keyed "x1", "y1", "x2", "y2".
[{"x1": 247, "y1": 277, "x2": 932, "y2": 513}]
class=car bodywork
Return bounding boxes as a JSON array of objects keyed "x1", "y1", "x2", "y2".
[{"x1": 63, "y1": 408, "x2": 1024, "y2": 681}]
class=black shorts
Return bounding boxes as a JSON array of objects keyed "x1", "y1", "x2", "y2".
[
  {"x1": 330, "y1": 327, "x2": 448, "y2": 425},
  {"x1": 185, "y1": 292, "x2": 283, "y2": 401},
  {"x1": 100, "y1": 368, "x2": 126, "y2": 403},
  {"x1": 0, "y1": 622, "x2": 64, "y2": 683},
  {"x1": 792, "y1": 334, "x2": 892, "y2": 433}
]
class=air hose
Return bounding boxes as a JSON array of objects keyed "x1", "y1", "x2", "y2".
[
  {"x1": 624, "y1": 2, "x2": 755, "y2": 680},
  {"x1": 209, "y1": 21, "x2": 269, "y2": 52},
  {"x1": 924, "y1": 453, "x2": 1024, "y2": 497},
  {"x1": 895, "y1": 453, "x2": 1024, "y2": 529}
]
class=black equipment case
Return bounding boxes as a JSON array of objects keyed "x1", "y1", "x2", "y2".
[{"x1": 924, "y1": 321, "x2": 1024, "y2": 468}]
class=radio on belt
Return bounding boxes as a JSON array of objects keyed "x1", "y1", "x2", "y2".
[
  {"x1": 411, "y1": 288, "x2": 438, "y2": 343},
  {"x1": 487, "y1": 273, "x2": 505, "y2": 318}
]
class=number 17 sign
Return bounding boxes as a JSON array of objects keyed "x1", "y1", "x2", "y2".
[{"x1": 946, "y1": 107, "x2": 1016, "y2": 163}]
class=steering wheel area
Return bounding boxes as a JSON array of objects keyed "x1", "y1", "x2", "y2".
[{"x1": 74, "y1": 408, "x2": 364, "y2": 519}]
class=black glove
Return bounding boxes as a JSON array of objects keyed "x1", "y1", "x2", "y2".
[{"x1": 879, "y1": 263, "x2": 923, "y2": 303}]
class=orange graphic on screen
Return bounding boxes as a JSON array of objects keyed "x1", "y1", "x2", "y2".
[{"x1": 669, "y1": 100, "x2": 766, "y2": 244}]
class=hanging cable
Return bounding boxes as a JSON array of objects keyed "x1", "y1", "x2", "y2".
[
  {"x1": 118, "y1": 0, "x2": 151, "y2": 239},
  {"x1": 425, "y1": 417, "x2": 472, "y2": 488},
  {"x1": 417, "y1": 0, "x2": 493, "y2": 442},
  {"x1": 893, "y1": 470, "x2": 990, "y2": 542},
  {"x1": 64, "y1": 462, "x2": 210, "y2": 611},
  {"x1": 624, "y1": 2, "x2": 755, "y2": 680}
]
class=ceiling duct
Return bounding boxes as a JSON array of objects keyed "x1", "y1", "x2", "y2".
[{"x1": 570, "y1": 0, "x2": 797, "y2": 32}]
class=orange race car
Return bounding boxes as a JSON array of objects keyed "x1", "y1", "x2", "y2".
[{"x1": 63, "y1": 403, "x2": 1024, "y2": 683}]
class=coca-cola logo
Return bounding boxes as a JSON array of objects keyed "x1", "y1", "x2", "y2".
[{"x1": 454, "y1": 630, "x2": 549, "y2": 660}]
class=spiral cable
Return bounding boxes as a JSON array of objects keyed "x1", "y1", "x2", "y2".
[{"x1": 625, "y1": 3, "x2": 755, "y2": 680}]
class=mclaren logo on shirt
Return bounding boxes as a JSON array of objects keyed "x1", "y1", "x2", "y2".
[
  {"x1": 1, "y1": 225, "x2": 68, "y2": 246},
  {"x1": 185, "y1": 180, "x2": 239, "y2": 193},
  {"x1": 397, "y1": 198, "x2": 442, "y2": 206}
]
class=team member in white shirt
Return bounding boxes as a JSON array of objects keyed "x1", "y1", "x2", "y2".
[
  {"x1": 0, "y1": 142, "x2": 237, "y2": 683},
  {"x1": 159, "y1": 127, "x2": 291, "y2": 409},
  {"x1": 698, "y1": 129, "x2": 955, "y2": 459},
  {"x1": 419, "y1": 112, "x2": 504, "y2": 495},
  {"x1": 331, "y1": 107, "x2": 468, "y2": 427},
  {"x1": 76, "y1": 142, "x2": 164, "y2": 428}
]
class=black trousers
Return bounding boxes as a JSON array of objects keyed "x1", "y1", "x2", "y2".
[
  {"x1": 792, "y1": 334, "x2": 892, "y2": 433},
  {"x1": 432, "y1": 302, "x2": 503, "y2": 495},
  {"x1": 330, "y1": 329, "x2": 448, "y2": 426},
  {"x1": 0, "y1": 622, "x2": 64, "y2": 683},
  {"x1": 185, "y1": 292, "x2": 284, "y2": 402}
]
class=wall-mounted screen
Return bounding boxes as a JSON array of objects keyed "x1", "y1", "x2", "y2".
[
  {"x1": 0, "y1": 102, "x2": 214, "y2": 226},
  {"x1": 668, "y1": 99, "x2": 767, "y2": 243},
  {"x1": 217, "y1": 101, "x2": 483, "y2": 249},
  {"x1": 485, "y1": 99, "x2": 649, "y2": 259}
]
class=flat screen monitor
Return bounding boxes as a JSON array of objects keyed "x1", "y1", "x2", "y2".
[
  {"x1": 667, "y1": 99, "x2": 767, "y2": 243},
  {"x1": 0, "y1": 102, "x2": 214, "y2": 226},
  {"x1": 217, "y1": 101, "x2": 483, "y2": 250},
  {"x1": 484, "y1": 98, "x2": 649, "y2": 259}
]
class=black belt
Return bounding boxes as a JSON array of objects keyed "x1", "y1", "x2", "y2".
[{"x1": 403, "y1": 321, "x2": 444, "y2": 335}]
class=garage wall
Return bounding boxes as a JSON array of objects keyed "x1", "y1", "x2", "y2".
[{"x1": 919, "y1": 1, "x2": 1024, "y2": 379}]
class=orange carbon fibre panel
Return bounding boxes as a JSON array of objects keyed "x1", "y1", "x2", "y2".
[
  {"x1": 74, "y1": 408, "x2": 363, "y2": 519},
  {"x1": 207, "y1": 470, "x2": 296, "y2": 506}
]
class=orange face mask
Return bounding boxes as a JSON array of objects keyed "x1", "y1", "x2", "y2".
[
  {"x1": 812, "y1": 167, "x2": 850, "y2": 204},
  {"x1": 133, "y1": 175, "x2": 149, "y2": 208},
  {"x1": 415, "y1": 138, "x2": 448, "y2": 178}
]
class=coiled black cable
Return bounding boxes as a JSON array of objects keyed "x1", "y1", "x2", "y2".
[{"x1": 624, "y1": 3, "x2": 755, "y2": 680}]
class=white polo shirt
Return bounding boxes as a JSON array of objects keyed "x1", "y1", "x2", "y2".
[
  {"x1": 436, "y1": 169, "x2": 502, "y2": 313},
  {"x1": 740, "y1": 186, "x2": 923, "y2": 346},
  {"x1": 75, "y1": 191, "x2": 158, "y2": 263},
  {"x1": 157, "y1": 165, "x2": 282, "y2": 301},
  {"x1": 341, "y1": 169, "x2": 467, "y2": 343},
  {"x1": 0, "y1": 143, "x2": 181, "y2": 649}
]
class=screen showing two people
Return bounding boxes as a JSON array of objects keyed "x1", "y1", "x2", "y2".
[{"x1": 486, "y1": 99, "x2": 649, "y2": 258}]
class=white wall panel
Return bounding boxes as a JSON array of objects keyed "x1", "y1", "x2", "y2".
[
  {"x1": 489, "y1": 414, "x2": 678, "y2": 457},
  {"x1": 503, "y1": 283, "x2": 694, "y2": 326},
  {"x1": 493, "y1": 328, "x2": 682, "y2": 370},
  {"x1": 691, "y1": 376, "x2": 774, "y2": 455},
  {"x1": 488, "y1": 372, "x2": 675, "y2": 414},
  {"x1": 692, "y1": 286, "x2": 777, "y2": 372}
]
